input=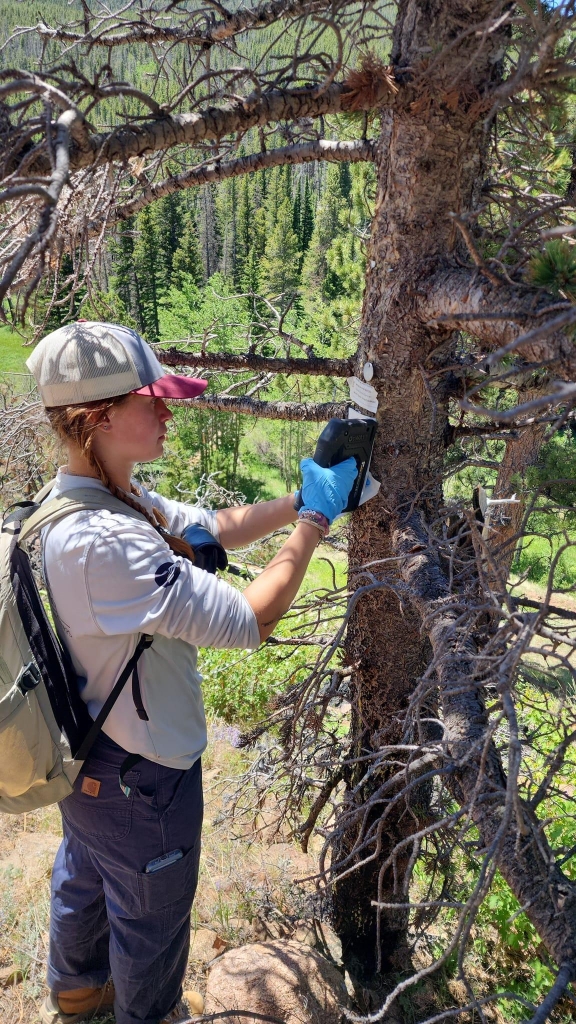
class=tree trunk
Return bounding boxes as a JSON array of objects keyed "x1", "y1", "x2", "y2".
[{"x1": 332, "y1": 0, "x2": 508, "y2": 995}]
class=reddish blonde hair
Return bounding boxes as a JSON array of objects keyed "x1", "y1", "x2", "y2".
[{"x1": 46, "y1": 395, "x2": 195, "y2": 562}]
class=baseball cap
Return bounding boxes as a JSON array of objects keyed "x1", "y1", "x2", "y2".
[{"x1": 26, "y1": 321, "x2": 208, "y2": 407}]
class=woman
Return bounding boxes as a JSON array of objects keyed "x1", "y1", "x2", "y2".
[{"x1": 27, "y1": 322, "x2": 357, "y2": 1024}]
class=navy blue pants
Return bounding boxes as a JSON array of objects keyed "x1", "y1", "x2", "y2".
[{"x1": 48, "y1": 733, "x2": 203, "y2": 1024}]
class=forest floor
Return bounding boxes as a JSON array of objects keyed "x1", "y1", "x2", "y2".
[{"x1": 0, "y1": 579, "x2": 574, "y2": 1024}]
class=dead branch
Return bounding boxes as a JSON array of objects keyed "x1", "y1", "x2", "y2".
[
  {"x1": 420, "y1": 268, "x2": 576, "y2": 379},
  {"x1": 105, "y1": 140, "x2": 377, "y2": 225},
  {"x1": 158, "y1": 347, "x2": 354, "y2": 378},
  {"x1": 12, "y1": 80, "x2": 393, "y2": 176},
  {"x1": 395, "y1": 512, "x2": 576, "y2": 970},
  {"x1": 192, "y1": 395, "x2": 347, "y2": 420},
  {"x1": 32, "y1": 0, "x2": 338, "y2": 50}
]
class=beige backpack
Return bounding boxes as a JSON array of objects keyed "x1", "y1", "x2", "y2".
[{"x1": 0, "y1": 488, "x2": 151, "y2": 814}]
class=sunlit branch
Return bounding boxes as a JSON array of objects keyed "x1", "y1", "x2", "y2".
[
  {"x1": 33, "y1": 0, "x2": 349, "y2": 50},
  {"x1": 419, "y1": 268, "x2": 576, "y2": 379},
  {"x1": 18, "y1": 80, "x2": 394, "y2": 175},
  {"x1": 108, "y1": 140, "x2": 377, "y2": 224}
]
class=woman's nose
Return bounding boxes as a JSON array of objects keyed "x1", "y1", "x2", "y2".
[{"x1": 159, "y1": 400, "x2": 173, "y2": 422}]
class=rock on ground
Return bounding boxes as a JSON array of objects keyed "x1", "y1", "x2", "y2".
[
  {"x1": 188, "y1": 927, "x2": 227, "y2": 964},
  {"x1": 204, "y1": 939, "x2": 348, "y2": 1024}
]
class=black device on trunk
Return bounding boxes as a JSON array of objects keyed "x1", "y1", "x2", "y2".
[{"x1": 296, "y1": 416, "x2": 377, "y2": 514}]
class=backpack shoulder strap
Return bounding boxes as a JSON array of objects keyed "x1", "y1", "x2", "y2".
[
  {"x1": 34, "y1": 479, "x2": 57, "y2": 503},
  {"x1": 17, "y1": 488, "x2": 150, "y2": 545}
]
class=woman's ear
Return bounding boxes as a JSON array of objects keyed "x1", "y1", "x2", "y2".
[{"x1": 93, "y1": 411, "x2": 112, "y2": 432}]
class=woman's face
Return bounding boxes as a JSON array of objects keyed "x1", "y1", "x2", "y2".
[{"x1": 95, "y1": 393, "x2": 174, "y2": 465}]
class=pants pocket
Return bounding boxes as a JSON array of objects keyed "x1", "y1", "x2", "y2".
[
  {"x1": 61, "y1": 758, "x2": 139, "y2": 841},
  {"x1": 137, "y1": 838, "x2": 201, "y2": 915}
]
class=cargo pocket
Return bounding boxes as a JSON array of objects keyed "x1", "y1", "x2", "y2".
[
  {"x1": 137, "y1": 838, "x2": 201, "y2": 915},
  {"x1": 0, "y1": 681, "x2": 59, "y2": 800}
]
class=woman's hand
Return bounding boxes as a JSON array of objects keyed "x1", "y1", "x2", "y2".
[{"x1": 299, "y1": 457, "x2": 358, "y2": 523}]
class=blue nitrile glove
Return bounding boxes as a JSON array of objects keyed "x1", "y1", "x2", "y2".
[{"x1": 299, "y1": 457, "x2": 358, "y2": 524}]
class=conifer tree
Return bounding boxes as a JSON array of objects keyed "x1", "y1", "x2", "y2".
[
  {"x1": 263, "y1": 166, "x2": 284, "y2": 235},
  {"x1": 110, "y1": 220, "x2": 137, "y2": 318},
  {"x1": 153, "y1": 194, "x2": 185, "y2": 292},
  {"x1": 235, "y1": 176, "x2": 253, "y2": 289},
  {"x1": 134, "y1": 206, "x2": 160, "y2": 341},
  {"x1": 199, "y1": 185, "x2": 220, "y2": 280},
  {"x1": 260, "y1": 196, "x2": 301, "y2": 302},
  {"x1": 7, "y1": 4, "x2": 576, "y2": 1009},
  {"x1": 219, "y1": 178, "x2": 237, "y2": 281},
  {"x1": 172, "y1": 219, "x2": 204, "y2": 290},
  {"x1": 300, "y1": 177, "x2": 315, "y2": 254},
  {"x1": 301, "y1": 163, "x2": 346, "y2": 295},
  {"x1": 339, "y1": 161, "x2": 352, "y2": 202},
  {"x1": 292, "y1": 179, "x2": 302, "y2": 247}
]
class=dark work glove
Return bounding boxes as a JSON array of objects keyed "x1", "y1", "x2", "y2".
[{"x1": 181, "y1": 523, "x2": 228, "y2": 574}]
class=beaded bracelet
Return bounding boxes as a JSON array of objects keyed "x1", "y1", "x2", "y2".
[{"x1": 297, "y1": 508, "x2": 330, "y2": 538}]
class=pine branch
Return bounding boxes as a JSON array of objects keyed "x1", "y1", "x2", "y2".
[
  {"x1": 419, "y1": 268, "x2": 576, "y2": 379},
  {"x1": 191, "y1": 395, "x2": 347, "y2": 420},
  {"x1": 159, "y1": 347, "x2": 354, "y2": 378},
  {"x1": 108, "y1": 140, "x2": 377, "y2": 224},
  {"x1": 34, "y1": 0, "x2": 344, "y2": 50},
  {"x1": 17, "y1": 80, "x2": 393, "y2": 176}
]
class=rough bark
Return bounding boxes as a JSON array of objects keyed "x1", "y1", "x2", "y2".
[
  {"x1": 191, "y1": 395, "x2": 346, "y2": 420},
  {"x1": 35, "y1": 0, "x2": 339, "y2": 49},
  {"x1": 332, "y1": 0, "x2": 508, "y2": 996},
  {"x1": 419, "y1": 268, "x2": 576, "y2": 379}
]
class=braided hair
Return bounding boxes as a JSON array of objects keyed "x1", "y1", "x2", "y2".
[{"x1": 46, "y1": 395, "x2": 195, "y2": 562}]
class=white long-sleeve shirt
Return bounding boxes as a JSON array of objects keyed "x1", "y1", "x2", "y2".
[{"x1": 42, "y1": 469, "x2": 260, "y2": 768}]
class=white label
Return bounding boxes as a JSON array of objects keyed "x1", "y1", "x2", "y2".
[
  {"x1": 347, "y1": 376, "x2": 378, "y2": 414},
  {"x1": 348, "y1": 406, "x2": 370, "y2": 420},
  {"x1": 363, "y1": 362, "x2": 374, "y2": 382},
  {"x1": 359, "y1": 470, "x2": 381, "y2": 506}
]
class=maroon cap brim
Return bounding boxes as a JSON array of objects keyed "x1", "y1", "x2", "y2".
[{"x1": 132, "y1": 374, "x2": 208, "y2": 399}]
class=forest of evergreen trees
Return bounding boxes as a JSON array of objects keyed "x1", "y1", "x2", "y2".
[
  {"x1": 102, "y1": 160, "x2": 372, "y2": 349},
  {"x1": 79, "y1": 158, "x2": 374, "y2": 499}
]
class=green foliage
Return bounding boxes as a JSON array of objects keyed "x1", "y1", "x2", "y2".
[
  {"x1": 302, "y1": 164, "x2": 347, "y2": 295},
  {"x1": 260, "y1": 197, "x2": 301, "y2": 300},
  {"x1": 172, "y1": 221, "x2": 204, "y2": 290},
  {"x1": 199, "y1": 551, "x2": 347, "y2": 723},
  {"x1": 510, "y1": 432, "x2": 576, "y2": 587},
  {"x1": 528, "y1": 239, "x2": 576, "y2": 299},
  {"x1": 0, "y1": 326, "x2": 29, "y2": 373}
]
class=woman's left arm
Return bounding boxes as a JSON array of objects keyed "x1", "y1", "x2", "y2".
[{"x1": 216, "y1": 494, "x2": 297, "y2": 549}]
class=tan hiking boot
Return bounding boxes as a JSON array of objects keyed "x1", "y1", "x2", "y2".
[
  {"x1": 160, "y1": 989, "x2": 204, "y2": 1023},
  {"x1": 40, "y1": 980, "x2": 115, "y2": 1024}
]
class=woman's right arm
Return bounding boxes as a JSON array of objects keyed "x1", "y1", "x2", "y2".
[
  {"x1": 242, "y1": 521, "x2": 320, "y2": 642},
  {"x1": 243, "y1": 456, "x2": 358, "y2": 642}
]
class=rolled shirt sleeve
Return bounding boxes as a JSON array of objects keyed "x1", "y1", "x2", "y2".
[{"x1": 145, "y1": 487, "x2": 221, "y2": 542}]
